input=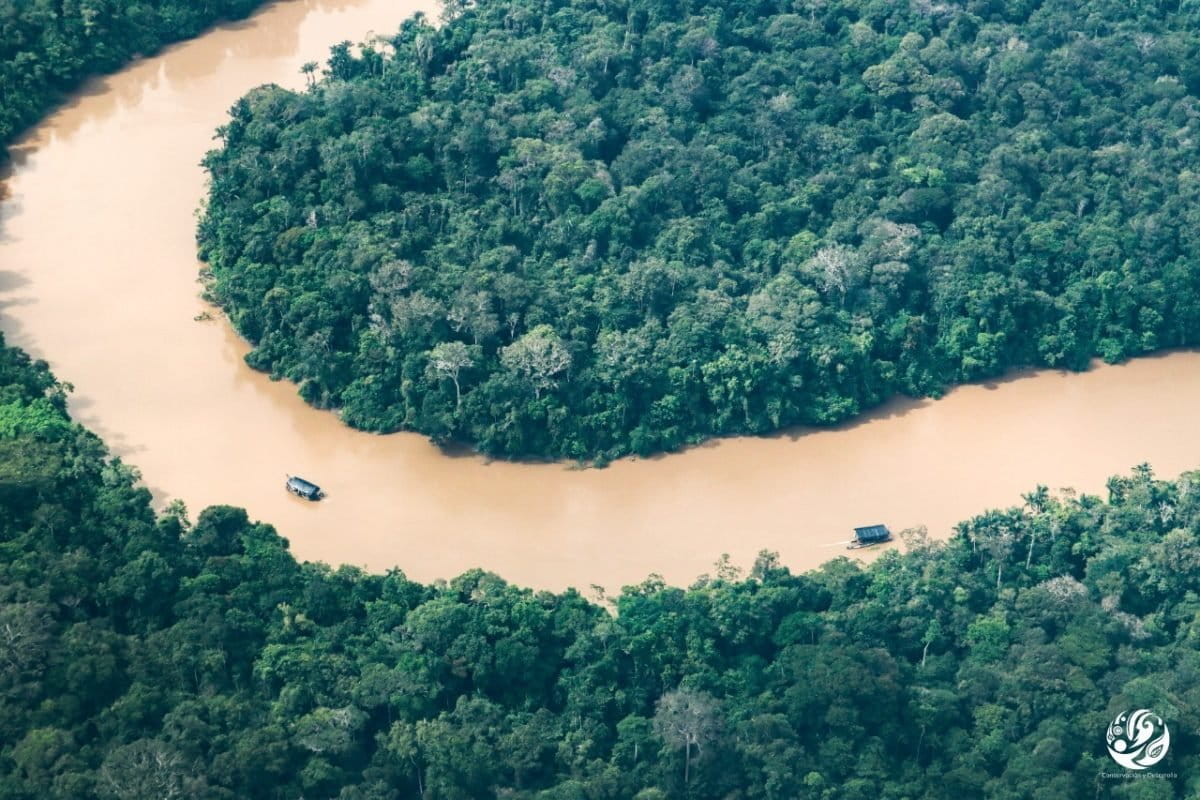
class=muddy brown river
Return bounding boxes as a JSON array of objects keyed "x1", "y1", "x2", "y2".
[{"x1": 2, "y1": 0, "x2": 1199, "y2": 591}]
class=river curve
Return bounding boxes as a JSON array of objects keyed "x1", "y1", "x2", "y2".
[{"x1": 2, "y1": 0, "x2": 1199, "y2": 591}]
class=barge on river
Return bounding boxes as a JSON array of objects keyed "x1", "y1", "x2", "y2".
[
  {"x1": 286, "y1": 475, "x2": 323, "y2": 501},
  {"x1": 847, "y1": 524, "x2": 892, "y2": 550}
]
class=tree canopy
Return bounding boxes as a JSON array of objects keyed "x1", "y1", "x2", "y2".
[
  {"x1": 201, "y1": 0, "x2": 1200, "y2": 460},
  {"x1": 6, "y1": 1, "x2": 1200, "y2": 795},
  {"x1": 2, "y1": 329, "x2": 1198, "y2": 798}
]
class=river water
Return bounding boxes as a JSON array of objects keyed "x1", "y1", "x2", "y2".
[{"x1": 2, "y1": 0, "x2": 1199, "y2": 591}]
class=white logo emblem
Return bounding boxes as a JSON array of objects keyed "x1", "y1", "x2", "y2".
[{"x1": 1106, "y1": 709, "x2": 1170, "y2": 770}]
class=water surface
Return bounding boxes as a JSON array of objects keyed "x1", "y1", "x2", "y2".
[{"x1": 3, "y1": 0, "x2": 1198, "y2": 591}]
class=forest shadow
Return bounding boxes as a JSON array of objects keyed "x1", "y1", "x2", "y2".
[
  {"x1": 63, "y1": 76, "x2": 114, "y2": 102},
  {"x1": 639, "y1": 360, "x2": 1105, "y2": 464},
  {"x1": 774, "y1": 393, "x2": 936, "y2": 444},
  {"x1": 0, "y1": 163, "x2": 14, "y2": 245},
  {"x1": 770, "y1": 364, "x2": 1082, "y2": 443},
  {"x1": 625, "y1": 387, "x2": 945, "y2": 468},
  {"x1": 0, "y1": 270, "x2": 33, "y2": 322},
  {"x1": 138, "y1": 479, "x2": 173, "y2": 506},
  {"x1": 0, "y1": 210, "x2": 19, "y2": 246},
  {"x1": 437, "y1": 439, "x2": 492, "y2": 462},
  {"x1": 434, "y1": 437, "x2": 584, "y2": 469},
  {"x1": 0, "y1": 270, "x2": 29, "y2": 293},
  {"x1": 769, "y1": 349, "x2": 1200, "y2": 443},
  {"x1": 638, "y1": 436, "x2": 720, "y2": 463},
  {"x1": 5, "y1": 74, "x2": 126, "y2": 148},
  {"x1": 45, "y1": 75, "x2": 117, "y2": 125},
  {"x1": 1103, "y1": 346, "x2": 1200, "y2": 365},
  {"x1": 66, "y1": 392, "x2": 147, "y2": 460}
]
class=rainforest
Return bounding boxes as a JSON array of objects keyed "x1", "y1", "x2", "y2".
[
  {"x1": 200, "y1": 0, "x2": 1200, "y2": 460},
  {"x1": 4, "y1": 0, "x2": 1200, "y2": 797}
]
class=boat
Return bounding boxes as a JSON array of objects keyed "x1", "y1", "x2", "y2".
[
  {"x1": 847, "y1": 524, "x2": 891, "y2": 550},
  {"x1": 286, "y1": 475, "x2": 323, "y2": 501}
]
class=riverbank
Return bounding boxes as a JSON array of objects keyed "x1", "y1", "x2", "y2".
[
  {"x1": 0, "y1": 0, "x2": 271, "y2": 158},
  {"x1": 3, "y1": 0, "x2": 1200, "y2": 591}
]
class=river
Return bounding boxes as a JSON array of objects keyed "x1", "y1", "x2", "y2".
[{"x1": 2, "y1": 0, "x2": 1199, "y2": 592}]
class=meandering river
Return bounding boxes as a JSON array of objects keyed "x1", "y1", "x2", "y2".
[{"x1": 2, "y1": 0, "x2": 1199, "y2": 591}]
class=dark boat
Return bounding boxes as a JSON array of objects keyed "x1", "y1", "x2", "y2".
[
  {"x1": 286, "y1": 475, "x2": 323, "y2": 501},
  {"x1": 847, "y1": 524, "x2": 892, "y2": 550}
]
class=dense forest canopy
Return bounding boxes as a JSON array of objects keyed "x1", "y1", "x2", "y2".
[
  {"x1": 0, "y1": 0, "x2": 267, "y2": 151},
  {"x1": 5, "y1": 1, "x2": 1200, "y2": 795},
  {"x1": 2, "y1": 330, "x2": 1198, "y2": 798},
  {"x1": 201, "y1": 0, "x2": 1200, "y2": 460}
]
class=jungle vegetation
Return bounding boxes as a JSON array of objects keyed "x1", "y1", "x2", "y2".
[
  {"x1": 200, "y1": 0, "x2": 1200, "y2": 460},
  {"x1": 2, "y1": 330, "x2": 1197, "y2": 799},
  {"x1": 0, "y1": 0, "x2": 264, "y2": 152}
]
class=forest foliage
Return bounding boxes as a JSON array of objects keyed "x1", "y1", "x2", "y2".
[
  {"x1": 201, "y1": 0, "x2": 1200, "y2": 460},
  {"x1": 2, "y1": 330, "x2": 1198, "y2": 799},
  {"x1": 5, "y1": 1, "x2": 1200, "y2": 796},
  {"x1": 0, "y1": 0, "x2": 264, "y2": 151}
]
